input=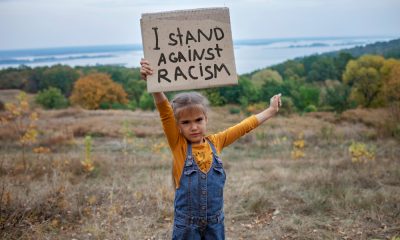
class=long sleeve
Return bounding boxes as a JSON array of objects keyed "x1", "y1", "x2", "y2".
[
  {"x1": 155, "y1": 99, "x2": 181, "y2": 150},
  {"x1": 211, "y1": 115, "x2": 259, "y2": 153}
]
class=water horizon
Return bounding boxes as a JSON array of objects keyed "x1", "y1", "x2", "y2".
[{"x1": 0, "y1": 36, "x2": 397, "y2": 74}]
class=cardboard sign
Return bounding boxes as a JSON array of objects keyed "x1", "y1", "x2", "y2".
[{"x1": 140, "y1": 7, "x2": 238, "y2": 92}]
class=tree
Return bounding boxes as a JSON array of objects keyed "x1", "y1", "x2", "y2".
[
  {"x1": 125, "y1": 79, "x2": 146, "y2": 104},
  {"x1": 334, "y1": 52, "x2": 355, "y2": 79},
  {"x1": 260, "y1": 75, "x2": 284, "y2": 103},
  {"x1": 380, "y1": 59, "x2": 400, "y2": 101},
  {"x1": 0, "y1": 67, "x2": 31, "y2": 90},
  {"x1": 139, "y1": 92, "x2": 155, "y2": 110},
  {"x1": 70, "y1": 73, "x2": 128, "y2": 110},
  {"x1": 297, "y1": 85, "x2": 320, "y2": 110},
  {"x1": 251, "y1": 69, "x2": 283, "y2": 88},
  {"x1": 307, "y1": 57, "x2": 338, "y2": 82},
  {"x1": 38, "y1": 65, "x2": 80, "y2": 96},
  {"x1": 342, "y1": 55, "x2": 386, "y2": 107},
  {"x1": 36, "y1": 87, "x2": 69, "y2": 109},
  {"x1": 323, "y1": 82, "x2": 352, "y2": 112},
  {"x1": 272, "y1": 60, "x2": 305, "y2": 80}
]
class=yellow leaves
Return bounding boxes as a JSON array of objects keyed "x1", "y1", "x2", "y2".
[
  {"x1": 20, "y1": 128, "x2": 38, "y2": 145},
  {"x1": 81, "y1": 161, "x2": 95, "y2": 172},
  {"x1": 291, "y1": 149, "x2": 305, "y2": 159},
  {"x1": 87, "y1": 195, "x2": 97, "y2": 206},
  {"x1": 293, "y1": 139, "x2": 305, "y2": 148},
  {"x1": 291, "y1": 132, "x2": 305, "y2": 160},
  {"x1": 30, "y1": 112, "x2": 38, "y2": 121},
  {"x1": 70, "y1": 73, "x2": 128, "y2": 109},
  {"x1": 81, "y1": 135, "x2": 95, "y2": 172},
  {"x1": 33, "y1": 146, "x2": 51, "y2": 154},
  {"x1": 348, "y1": 141, "x2": 375, "y2": 164},
  {"x1": 5, "y1": 103, "x2": 20, "y2": 116}
]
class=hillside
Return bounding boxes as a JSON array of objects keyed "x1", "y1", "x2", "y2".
[{"x1": 323, "y1": 38, "x2": 400, "y2": 59}]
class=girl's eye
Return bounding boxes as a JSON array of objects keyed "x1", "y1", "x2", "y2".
[
  {"x1": 181, "y1": 121, "x2": 189, "y2": 124},
  {"x1": 196, "y1": 118, "x2": 203, "y2": 123}
]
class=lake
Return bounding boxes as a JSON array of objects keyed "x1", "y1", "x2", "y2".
[{"x1": 0, "y1": 36, "x2": 395, "y2": 74}]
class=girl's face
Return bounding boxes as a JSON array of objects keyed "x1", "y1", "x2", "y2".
[{"x1": 177, "y1": 108, "x2": 208, "y2": 145}]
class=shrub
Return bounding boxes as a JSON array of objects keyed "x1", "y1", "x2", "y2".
[
  {"x1": 111, "y1": 102, "x2": 128, "y2": 110},
  {"x1": 229, "y1": 107, "x2": 241, "y2": 115},
  {"x1": 324, "y1": 83, "x2": 352, "y2": 112},
  {"x1": 304, "y1": 104, "x2": 317, "y2": 113},
  {"x1": 279, "y1": 96, "x2": 296, "y2": 115},
  {"x1": 35, "y1": 87, "x2": 68, "y2": 109},
  {"x1": 204, "y1": 89, "x2": 226, "y2": 106},
  {"x1": 69, "y1": 73, "x2": 128, "y2": 110},
  {"x1": 139, "y1": 92, "x2": 155, "y2": 110},
  {"x1": 127, "y1": 100, "x2": 137, "y2": 111}
]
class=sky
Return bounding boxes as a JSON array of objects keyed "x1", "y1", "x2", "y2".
[{"x1": 0, "y1": 0, "x2": 399, "y2": 50}]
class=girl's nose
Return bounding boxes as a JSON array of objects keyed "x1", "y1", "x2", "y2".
[{"x1": 191, "y1": 123, "x2": 198, "y2": 130}]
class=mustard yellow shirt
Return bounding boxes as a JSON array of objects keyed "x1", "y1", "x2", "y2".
[{"x1": 156, "y1": 99, "x2": 259, "y2": 189}]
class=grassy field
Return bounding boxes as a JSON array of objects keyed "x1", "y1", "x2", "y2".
[{"x1": 1, "y1": 90, "x2": 399, "y2": 239}]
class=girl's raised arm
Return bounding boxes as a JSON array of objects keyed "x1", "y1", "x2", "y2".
[
  {"x1": 140, "y1": 58, "x2": 167, "y2": 104},
  {"x1": 255, "y1": 93, "x2": 282, "y2": 124}
]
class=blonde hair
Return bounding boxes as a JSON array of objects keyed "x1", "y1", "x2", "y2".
[{"x1": 171, "y1": 92, "x2": 209, "y2": 120}]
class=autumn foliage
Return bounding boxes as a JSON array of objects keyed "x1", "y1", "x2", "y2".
[{"x1": 69, "y1": 73, "x2": 128, "y2": 109}]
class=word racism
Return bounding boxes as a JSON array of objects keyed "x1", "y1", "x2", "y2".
[{"x1": 152, "y1": 27, "x2": 231, "y2": 83}]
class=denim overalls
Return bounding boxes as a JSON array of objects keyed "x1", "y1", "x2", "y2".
[{"x1": 172, "y1": 139, "x2": 226, "y2": 240}]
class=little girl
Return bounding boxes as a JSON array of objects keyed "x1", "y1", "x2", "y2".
[{"x1": 140, "y1": 59, "x2": 281, "y2": 240}]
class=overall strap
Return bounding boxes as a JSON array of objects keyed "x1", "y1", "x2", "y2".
[
  {"x1": 205, "y1": 138, "x2": 223, "y2": 166},
  {"x1": 205, "y1": 138, "x2": 217, "y2": 155},
  {"x1": 185, "y1": 141, "x2": 194, "y2": 167}
]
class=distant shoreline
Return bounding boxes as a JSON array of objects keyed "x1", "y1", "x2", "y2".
[{"x1": 0, "y1": 36, "x2": 396, "y2": 74}]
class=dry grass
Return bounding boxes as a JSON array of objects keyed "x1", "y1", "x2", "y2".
[{"x1": 1, "y1": 94, "x2": 400, "y2": 239}]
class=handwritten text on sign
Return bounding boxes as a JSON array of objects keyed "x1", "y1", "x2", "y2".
[{"x1": 140, "y1": 8, "x2": 238, "y2": 92}]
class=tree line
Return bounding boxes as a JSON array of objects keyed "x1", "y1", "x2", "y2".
[{"x1": 0, "y1": 38, "x2": 399, "y2": 114}]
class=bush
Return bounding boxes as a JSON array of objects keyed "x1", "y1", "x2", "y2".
[
  {"x1": 204, "y1": 89, "x2": 226, "y2": 106},
  {"x1": 111, "y1": 102, "x2": 128, "y2": 110},
  {"x1": 35, "y1": 87, "x2": 68, "y2": 109},
  {"x1": 279, "y1": 96, "x2": 296, "y2": 116},
  {"x1": 229, "y1": 107, "x2": 241, "y2": 114},
  {"x1": 69, "y1": 73, "x2": 128, "y2": 110},
  {"x1": 127, "y1": 100, "x2": 137, "y2": 111},
  {"x1": 139, "y1": 92, "x2": 155, "y2": 110},
  {"x1": 304, "y1": 104, "x2": 317, "y2": 113},
  {"x1": 323, "y1": 83, "x2": 352, "y2": 112}
]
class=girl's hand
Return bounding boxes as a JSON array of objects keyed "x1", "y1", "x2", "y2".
[
  {"x1": 269, "y1": 93, "x2": 282, "y2": 113},
  {"x1": 140, "y1": 58, "x2": 153, "y2": 81}
]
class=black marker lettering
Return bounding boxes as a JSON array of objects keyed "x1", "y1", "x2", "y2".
[
  {"x1": 198, "y1": 28, "x2": 213, "y2": 42},
  {"x1": 152, "y1": 27, "x2": 160, "y2": 50},
  {"x1": 158, "y1": 69, "x2": 170, "y2": 83},
  {"x1": 214, "y1": 27, "x2": 225, "y2": 40},
  {"x1": 214, "y1": 63, "x2": 231, "y2": 77},
  {"x1": 169, "y1": 33, "x2": 178, "y2": 46},
  {"x1": 158, "y1": 53, "x2": 167, "y2": 66},
  {"x1": 188, "y1": 66, "x2": 198, "y2": 79},
  {"x1": 186, "y1": 30, "x2": 197, "y2": 44},
  {"x1": 205, "y1": 66, "x2": 213, "y2": 80},
  {"x1": 175, "y1": 66, "x2": 187, "y2": 81},
  {"x1": 176, "y1": 28, "x2": 183, "y2": 46}
]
